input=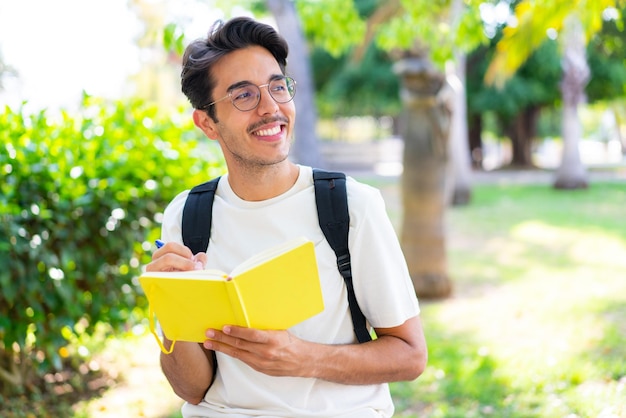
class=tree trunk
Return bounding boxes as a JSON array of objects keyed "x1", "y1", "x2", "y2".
[
  {"x1": 502, "y1": 106, "x2": 539, "y2": 168},
  {"x1": 447, "y1": 0, "x2": 471, "y2": 205},
  {"x1": 447, "y1": 52, "x2": 472, "y2": 205},
  {"x1": 394, "y1": 55, "x2": 453, "y2": 299},
  {"x1": 468, "y1": 113, "x2": 483, "y2": 169},
  {"x1": 266, "y1": 0, "x2": 325, "y2": 168},
  {"x1": 554, "y1": 14, "x2": 589, "y2": 189},
  {"x1": 613, "y1": 108, "x2": 626, "y2": 155}
]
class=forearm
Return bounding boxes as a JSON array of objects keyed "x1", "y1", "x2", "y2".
[
  {"x1": 204, "y1": 316, "x2": 427, "y2": 384},
  {"x1": 305, "y1": 333, "x2": 427, "y2": 385},
  {"x1": 160, "y1": 337, "x2": 215, "y2": 404}
]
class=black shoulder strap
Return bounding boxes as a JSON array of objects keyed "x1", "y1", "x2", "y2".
[
  {"x1": 181, "y1": 177, "x2": 220, "y2": 255},
  {"x1": 312, "y1": 169, "x2": 372, "y2": 343}
]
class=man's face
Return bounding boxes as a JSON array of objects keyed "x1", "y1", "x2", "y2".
[{"x1": 195, "y1": 46, "x2": 296, "y2": 169}]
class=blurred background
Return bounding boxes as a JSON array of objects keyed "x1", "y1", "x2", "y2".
[{"x1": 1, "y1": 0, "x2": 625, "y2": 417}]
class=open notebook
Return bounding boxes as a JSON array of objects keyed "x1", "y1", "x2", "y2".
[{"x1": 139, "y1": 237, "x2": 324, "y2": 353}]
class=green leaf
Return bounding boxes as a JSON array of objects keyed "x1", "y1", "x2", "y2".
[{"x1": 0, "y1": 97, "x2": 225, "y2": 391}]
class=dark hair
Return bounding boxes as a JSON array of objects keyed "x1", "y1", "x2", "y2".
[{"x1": 181, "y1": 16, "x2": 289, "y2": 120}]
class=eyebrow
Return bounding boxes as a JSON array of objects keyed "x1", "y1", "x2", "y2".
[{"x1": 226, "y1": 74, "x2": 285, "y2": 92}]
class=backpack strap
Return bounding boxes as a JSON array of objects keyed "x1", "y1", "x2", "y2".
[
  {"x1": 182, "y1": 177, "x2": 221, "y2": 255},
  {"x1": 312, "y1": 169, "x2": 372, "y2": 343},
  {"x1": 179, "y1": 179, "x2": 221, "y2": 373}
]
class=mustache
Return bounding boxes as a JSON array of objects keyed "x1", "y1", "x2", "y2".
[{"x1": 247, "y1": 116, "x2": 289, "y2": 134}]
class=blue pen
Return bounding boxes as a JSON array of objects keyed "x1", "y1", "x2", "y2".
[{"x1": 155, "y1": 239, "x2": 165, "y2": 249}]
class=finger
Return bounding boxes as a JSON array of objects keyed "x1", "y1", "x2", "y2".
[
  {"x1": 204, "y1": 327, "x2": 263, "y2": 353},
  {"x1": 146, "y1": 243, "x2": 196, "y2": 272},
  {"x1": 193, "y1": 252, "x2": 208, "y2": 270},
  {"x1": 146, "y1": 254, "x2": 198, "y2": 272},
  {"x1": 203, "y1": 329, "x2": 247, "y2": 355},
  {"x1": 223, "y1": 326, "x2": 269, "y2": 343},
  {"x1": 205, "y1": 327, "x2": 247, "y2": 347},
  {"x1": 154, "y1": 242, "x2": 194, "y2": 259}
]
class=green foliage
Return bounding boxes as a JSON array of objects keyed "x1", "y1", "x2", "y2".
[
  {"x1": 312, "y1": 44, "x2": 401, "y2": 117},
  {"x1": 302, "y1": 0, "x2": 400, "y2": 117},
  {"x1": 486, "y1": 0, "x2": 626, "y2": 87},
  {"x1": 0, "y1": 95, "x2": 224, "y2": 396},
  {"x1": 374, "y1": 0, "x2": 486, "y2": 67},
  {"x1": 470, "y1": 39, "x2": 562, "y2": 118},
  {"x1": 379, "y1": 0, "x2": 452, "y2": 61},
  {"x1": 297, "y1": 0, "x2": 365, "y2": 57},
  {"x1": 298, "y1": 0, "x2": 489, "y2": 117},
  {"x1": 293, "y1": 0, "x2": 488, "y2": 67},
  {"x1": 163, "y1": 23, "x2": 186, "y2": 56},
  {"x1": 454, "y1": 0, "x2": 490, "y2": 53},
  {"x1": 587, "y1": 5, "x2": 626, "y2": 100},
  {"x1": 468, "y1": 3, "x2": 626, "y2": 122}
]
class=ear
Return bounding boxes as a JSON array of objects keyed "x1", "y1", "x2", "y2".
[{"x1": 192, "y1": 109, "x2": 220, "y2": 140}]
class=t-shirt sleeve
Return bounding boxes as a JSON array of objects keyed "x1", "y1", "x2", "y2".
[
  {"x1": 160, "y1": 190, "x2": 189, "y2": 245},
  {"x1": 347, "y1": 181, "x2": 420, "y2": 329}
]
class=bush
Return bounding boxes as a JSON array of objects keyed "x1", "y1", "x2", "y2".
[{"x1": 0, "y1": 95, "x2": 224, "y2": 397}]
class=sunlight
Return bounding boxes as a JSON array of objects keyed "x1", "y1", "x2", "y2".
[
  {"x1": 0, "y1": 0, "x2": 142, "y2": 110},
  {"x1": 511, "y1": 220, "x2": 626, "y2": 268}
]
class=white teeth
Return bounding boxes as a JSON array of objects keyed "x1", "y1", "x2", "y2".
[{"x1": 255, "y1": 126, "x2": 281, "y2": 136}]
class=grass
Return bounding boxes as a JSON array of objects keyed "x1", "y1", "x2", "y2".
[
  {"x1": 12, "y1": 176, "x2": 624, "y2": 417},
  {"x1": 389, "y1": 181, "x2": 626, "y2": 417}
]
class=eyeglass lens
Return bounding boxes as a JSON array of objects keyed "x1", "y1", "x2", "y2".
[{"x1": 231, "y1": 77, "x2": 296, "y2": 111}]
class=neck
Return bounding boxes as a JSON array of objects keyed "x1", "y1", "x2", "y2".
[{"x1": 226, "y1": 161, "x2": 299, "y2": 201}]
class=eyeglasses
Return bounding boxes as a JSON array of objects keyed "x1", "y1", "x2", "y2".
[{"x1": 205, "y1": 76, "x2": 296, "y2": 112}]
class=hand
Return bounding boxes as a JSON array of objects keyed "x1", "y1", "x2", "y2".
[
  {"x1": 203, "y1": 326, "x2": 312, "y2": 378},
  {"x1": 146, "y1": 241, "x2": 207, "y2": 272}
]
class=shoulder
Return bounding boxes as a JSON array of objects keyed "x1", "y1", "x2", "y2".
[
  {"x1": 164, "y1": 189, "x2": 191, "y2": 218},
  {"x1": 160, "y1": 175, "x2": 227, "y2": 243},
  {"x1": 163, "y1": 174, "x2": 227, "y2": 219},
  {"x1": 345, "y1": 176, "x2": 386, "y2": 214},
  {"x1": 161, "y1": 189, "x2": 191, "y2": 243},
  {"x1": 307, "y1": 167, "x2": 385, "y2": 217},
  {"x1": 346, "y1": 175, "x2": 381, "y2": 199},
  {"x1": 309, "y1": 167, "x2": 381, "y2": 202}
]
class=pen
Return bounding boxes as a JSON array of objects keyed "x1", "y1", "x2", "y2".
[{"x1": 155, "y1": 239, "x2": 165, "y2": 249}]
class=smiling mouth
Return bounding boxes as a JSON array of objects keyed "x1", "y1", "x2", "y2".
[
  {"x1": 249, "y1": 116, "x2": 289, "y2": 137},
  {"x1": 253, "y1": 125, "x2": 282, "y2": 137}
]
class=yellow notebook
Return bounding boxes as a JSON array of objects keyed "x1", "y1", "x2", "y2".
[{"x1": 139, "y1": 237, "x2": 324, "y2": 353}]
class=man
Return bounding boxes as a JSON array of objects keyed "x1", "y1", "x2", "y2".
[{"x1": 146, "y1": 16, "x2": 427, "y2": 418}]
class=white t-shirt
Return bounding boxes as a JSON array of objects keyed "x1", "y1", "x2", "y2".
[{"x1": 160, "y1": 165, "x2": 420, "y2": 418}]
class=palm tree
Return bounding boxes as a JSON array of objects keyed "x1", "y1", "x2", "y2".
[
  {"x1": 325, "y1": 0, "x2": 485, "y2": 298},
  {"x1": 395, "y1": 52, "x2": 453, "y2": 298},
  {"x1": 485, "y1": 0, "x2": 625, "y2": 189},
  {"x1": 357, "y1": 0, "x2": 483, "y2": 297},
  {"x1": 554, "y1": 15, "x2": 590, "y2": 188}
]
